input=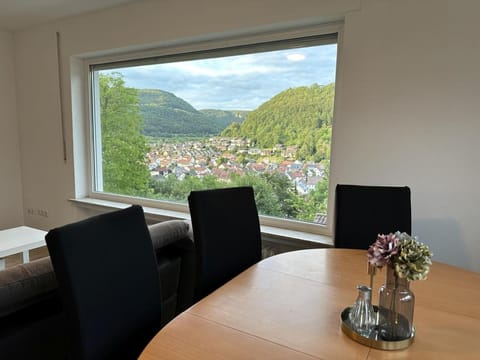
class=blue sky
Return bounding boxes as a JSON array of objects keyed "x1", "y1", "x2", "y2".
[{"x1": 103, "y1": 43, "x2": 337, "y2": 111}]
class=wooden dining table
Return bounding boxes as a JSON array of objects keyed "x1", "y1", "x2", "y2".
[{"x1": 139, "y1": 249, "x2": 480, "y2": 359}]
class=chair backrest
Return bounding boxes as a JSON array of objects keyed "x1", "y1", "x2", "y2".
[
  {"x1": 334, "y1": 184, "x2": 411, "y2": 249},
  {"x1": 46, "y1": 205, "x2": 162, "y2": 360},
  {"x1": 188, "y1": 186, "x2": 262, "y2": 301}
]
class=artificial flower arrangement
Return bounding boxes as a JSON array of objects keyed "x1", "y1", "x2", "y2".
[
  {"x1": 367, "y1": 231, "x2": 433, "y2": 281},
  {"x1": 366, "y1": 232, "x2": 433, "y2": 343},
  {"x1": 345, "y1": 232, "x2": 433, "y2": 345}
]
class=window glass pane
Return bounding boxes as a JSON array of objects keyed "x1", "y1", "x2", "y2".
[{"x1": 91, "y1": 39, "x2": 337, "y2": 226}]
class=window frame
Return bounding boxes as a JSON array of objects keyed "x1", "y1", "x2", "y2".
[{"x1": 84, "y1": 22, "x2": 343, "y2": 237}]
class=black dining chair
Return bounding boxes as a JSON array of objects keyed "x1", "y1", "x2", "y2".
[
  {"x1": 45, "y1": 205, "x2": 162, "y2": 360},
  {"x1": 334, "y1": 184, "x2": 412, "y2": 249},
  {"x1": 188, "y1": 186, "x2": 262, "y2": 301}
]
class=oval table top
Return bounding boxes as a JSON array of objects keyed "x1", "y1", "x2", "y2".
[{"x1": 140, "y1": 248, "x2": 480, "y2": 360}]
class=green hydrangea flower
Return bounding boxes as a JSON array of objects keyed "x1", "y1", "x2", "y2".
[{"x1": 393, "y1": 234, "x2": 433, "y2": 281}]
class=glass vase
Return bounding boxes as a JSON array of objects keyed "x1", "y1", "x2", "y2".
[
  {"x1": 349, "y1": 285, "x2": 376, "y2": 337},
  {"x1": 378, "y1": 266, "x2": 415, "y2": 341}
]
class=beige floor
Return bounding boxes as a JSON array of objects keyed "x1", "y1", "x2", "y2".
[{"x1": 4, "y1": 246, "x2": 50, "y2": 268}]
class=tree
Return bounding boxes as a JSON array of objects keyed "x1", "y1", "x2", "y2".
[
  {"x1": 99, "y1": 73, "x2": 150, "y2": 196},
  {"x1": 230, "y1": 174, "x2": 283, "y2": 216},
  {"x1": 297, "y1": 166, "x2": 330, "y2": 221},
  {"x1": 260, "y1": 172, "x2": 299, "y2": 218},
  {"x1": 221, "y1": 83, "x2": 335, "y2": 162}
]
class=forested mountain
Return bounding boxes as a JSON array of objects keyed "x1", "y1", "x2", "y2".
[
  {"x1": 139, "y1": 89, "x2": 246, "y2": 136},
  {"x1": 139, "y1": 84, "x2": 335, "y2": 162},
  {"x1": 221, "y1": 83, "x2": 334, "y2": 161},
  {"x1": 199, "y1": 109, "x2": 248, "y2": 129}
]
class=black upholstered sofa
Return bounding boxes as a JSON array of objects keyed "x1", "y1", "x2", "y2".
[{"x1": 0, "y1": 219, "x2": 195, "y2": 359}]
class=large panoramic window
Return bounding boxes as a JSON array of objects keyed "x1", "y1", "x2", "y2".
[{"x1": 89, "y1": 32, "x2": 338, "y2": 232}]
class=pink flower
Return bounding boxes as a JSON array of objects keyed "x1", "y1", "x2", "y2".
[{"x1": 367, "y1": 233, "x2": 400, "y2": 268}]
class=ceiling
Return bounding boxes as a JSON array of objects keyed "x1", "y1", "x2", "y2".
[{"x1": 0, "y1": 0, "x2": 143, "y2": 31}]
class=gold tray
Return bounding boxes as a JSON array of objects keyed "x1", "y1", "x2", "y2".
[{"x1": 341, "y1": 306, "x2": 415, "y2": 350}]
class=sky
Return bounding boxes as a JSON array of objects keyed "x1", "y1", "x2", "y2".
[{"x1": 102, "y1": 43, "x2": 337, "y2": 111}]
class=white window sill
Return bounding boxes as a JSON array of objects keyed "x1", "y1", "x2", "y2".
[{"x1": 70, "y1": 197, "x2": 333, "y2": 249}]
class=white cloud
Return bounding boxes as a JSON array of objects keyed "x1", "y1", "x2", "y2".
[
  {"x1": 286, "y1": 53, "x2": 305, "y2": 61},
  {"x1": 108, "y1": 43, "x2": 337, "y2": 110},
  {"x1": 163, "y1": 55, "x2": 278, "y2": 77}
]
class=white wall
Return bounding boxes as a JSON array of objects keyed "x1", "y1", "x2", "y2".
[
  {"x1": 12, "y1": 0, "x2": 480, "y2": 272},
  {"x1": 330, "y1": 0, "x2": 480, "y2": 272},
  {"x1": 0, "y1": 30, "x2": 23, "y2": 228}
]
